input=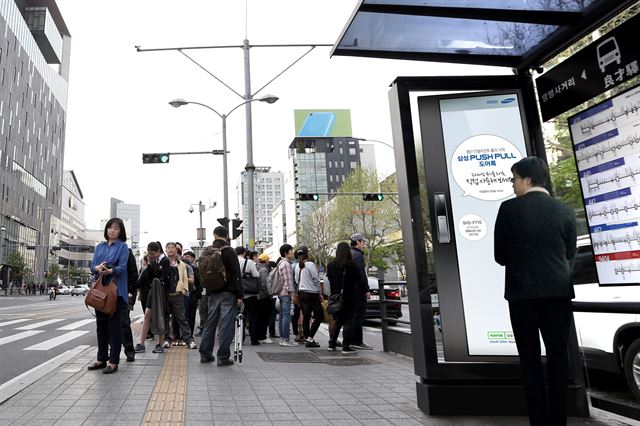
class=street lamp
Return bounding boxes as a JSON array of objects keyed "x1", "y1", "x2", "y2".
[
  {"x1": 189, "y1": 201, "x2": 216, "y2": 247},
  {"x1": 169, "y1": 94, "x2": 279, "y2": 224}
]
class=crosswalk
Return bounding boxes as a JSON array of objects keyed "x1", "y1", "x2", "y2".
[{"x1": 0, "y1": 317, "x2": 97, "y2": 351}]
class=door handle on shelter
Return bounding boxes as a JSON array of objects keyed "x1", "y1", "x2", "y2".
[{"x1": 434, "y1": 193, "x2": 451, "y2": 244}]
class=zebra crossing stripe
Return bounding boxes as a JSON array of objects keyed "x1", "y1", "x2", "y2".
[
  {"x1": 15, "y1": 319, "x2": 65, "y2": 330},
  {"x1": 0, "y1": 319, "x2": 30, "y2": 327},
  {"x1": 0, "y1": 330, "x2": 45, "y2": 346},
  {"x1": 57, "y1": 319, "x2": 94, "y2": 330},
  {"x1": 24, "y1": 331, "x2": 90, "y2": 351}
]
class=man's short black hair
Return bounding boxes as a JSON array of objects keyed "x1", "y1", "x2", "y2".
[
  {"x1": 147, "y1": 241, "x2": 161, "y2": 252},
  {"x1": 511, "y1": 156, "x2": 553, "y2": 193},
  {"x1": 279, "y1": 244, "x2": 293, "y2": 257},
  {"x1": 235, "y1": 246, "x2": 246, "y2": 256},
  {"x1": 213, "y1": 226, "x2": 229, "y2": 239}
]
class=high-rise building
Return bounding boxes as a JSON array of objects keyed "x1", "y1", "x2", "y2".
[
  {"x1": 285, "y1": 137, "x2": 374, "y2": 242},
  {"x1": 0, "y1": 1, "x2": 71, "y2": 285},
  {"x1": 109, "y1": 198, "x2": 141, "y2": 247},
  {"x1": 237, "y1": 167, "x2": 284, "y2": 247}
]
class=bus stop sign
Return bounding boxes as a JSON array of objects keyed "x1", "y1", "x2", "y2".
[{"x1": 536, "y1": 13, "x2": 640, "y2": 122}]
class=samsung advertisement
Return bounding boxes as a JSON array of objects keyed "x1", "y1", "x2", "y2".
[
  {"x1": 439, "y1": 93, "x2": 528, "y2": 356},
  {"x1": 569, "y1": 84, "x2": 640, "y2": 286}
]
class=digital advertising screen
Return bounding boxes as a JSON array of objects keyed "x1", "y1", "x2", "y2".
[
  {"x1": 439, "y1": 93, "x2": 528, "y2": 356},
  {"x1": 568, "y1": 85, "x2": 640, "y2": 286}
]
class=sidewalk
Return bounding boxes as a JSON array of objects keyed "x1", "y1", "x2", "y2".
[{"x1": 0, "y1": 328, "x2": 634, "y2": 425}]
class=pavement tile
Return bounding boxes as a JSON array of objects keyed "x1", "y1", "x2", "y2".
[
  {"x1": 330, "y1": 421, "x2": 364, "y2": 426},
  {"x1": 267, "y1": 412, "x2": 298, "y2": 421}
]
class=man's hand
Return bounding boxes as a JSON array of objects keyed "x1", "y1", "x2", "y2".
[
  {"x1": 236, "y1": 298, "x2": 244, "y2": 307},
  {"x1": 365, "y1": 292, "x2": 371, "y2": 301}
]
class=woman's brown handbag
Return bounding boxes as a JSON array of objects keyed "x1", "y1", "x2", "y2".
[{"x1": 85, "y1": 276, "x2": 117, "y2": 316}]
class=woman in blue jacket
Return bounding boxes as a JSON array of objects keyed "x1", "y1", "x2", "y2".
[{"x1": 87, "y1": 217, "x2": 130, "y2": 374}]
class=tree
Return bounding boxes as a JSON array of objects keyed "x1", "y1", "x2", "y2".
[
  {"x1": 547, "y1": 120, "x2": 583, "y2": 210},
  {"x1": 6, "y1": 251, "x2": 26, "y2": 283},
  {"x1": 329, "y1": 167, "x2": 398, "y2": 271},
  {"x1": 46, "y1": 262, "x2": 62, "y2": 285},
  {"x1": 297, "y1": 203, "x2": 339, "y2": 271}
]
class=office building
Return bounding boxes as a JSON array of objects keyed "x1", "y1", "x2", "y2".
[
  {"x1": 109, "y1": 197, "x2": 141, "y2": 248},
  {"x1": 236, "y1": 167, "x2": 284, "y2": 247},
  {"x1": 0, "y1": 1, "x2": 71, "y2": 285},
  {"x1": 285, "y1": 137, "x2": 374, "y2": 242}
]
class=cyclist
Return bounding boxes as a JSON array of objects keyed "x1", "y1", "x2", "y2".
[{"x1": 49, "y1": 286, "x2": 56, "y2": 300}]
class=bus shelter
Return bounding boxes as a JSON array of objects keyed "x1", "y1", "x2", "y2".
[{"x1": 333, "y1": 0, "x2": 640, "y2": 419}]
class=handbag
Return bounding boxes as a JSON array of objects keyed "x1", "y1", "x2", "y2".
[
  {"x1": 241, "y1": 260, "x2": 260, "y2": 294},
  {"x1": 327, "y1": 268, "x2": 346, "y2": 315},
  {"x1": 85, "y1": 275, "x2": 118, "y2": 316}
]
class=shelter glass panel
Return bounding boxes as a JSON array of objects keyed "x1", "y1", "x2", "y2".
[
  {"x1": 363, "y1": 0, "x2": 595, "y2": 11},
  {"x1": 338, "y1": 12, "x2": 558, "y2": 56}
]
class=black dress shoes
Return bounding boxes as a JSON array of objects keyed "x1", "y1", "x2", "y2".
[
  {"x1": 87, "y1": 362, "x2": 106, "y2": 371},
  {"x1": 103, "y1": 364, "x2": 118, "y2": 374}
]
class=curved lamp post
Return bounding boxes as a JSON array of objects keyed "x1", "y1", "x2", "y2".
[{"x1": 169, "y1": 95, "x2": 279, "y2": 223}]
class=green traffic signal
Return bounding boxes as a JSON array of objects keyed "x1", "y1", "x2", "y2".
[
  {"x1": 142, "y1": 153, "x2": 170, "y2": 164},
  {"x1": 299, "y1": 193, "x2": 320, "y2": 201},
  {"x1": 362, "y1": 193, "x2": 384, "y2": 201}
]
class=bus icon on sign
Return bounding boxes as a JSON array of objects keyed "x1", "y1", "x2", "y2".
[{"x1": 597, "y1": 36, "x2": 621, "y2": 73}]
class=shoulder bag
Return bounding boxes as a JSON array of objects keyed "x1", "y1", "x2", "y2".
[
  {"x1": 85, "y1": 275, "x2": 118, "y2": 316},
  {"x1": 327, "y1": 268, "x2": 346, "y2": 315},
  {"x1": 241, "y1": 260, "x2": 260, "y2": 294}
]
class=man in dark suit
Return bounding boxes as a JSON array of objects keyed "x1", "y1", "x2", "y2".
[{"x1": 494, "y1": 156, "x2": 577, "y2": 426}]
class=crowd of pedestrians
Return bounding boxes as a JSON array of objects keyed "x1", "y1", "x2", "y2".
[{"x1": 86, "y1": 219, "x2": 374, "y2": 373}]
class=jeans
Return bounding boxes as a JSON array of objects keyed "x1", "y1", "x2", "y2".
[
  {"x1": 199, "y1": 292, "x2": 237, "y2": 361},
  {"x1": 350, "y1": 293, "x2": 366, "y2": 345},
  {"x1": 96, "y1": 297, "x2": 125, "y2": 364},
  {"x1": 278, "y1": 295, "x2": 292, "y2": 340}
]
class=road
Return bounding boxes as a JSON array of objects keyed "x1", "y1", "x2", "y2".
[{"x1": 0, "y1": 294, "x2": 142, "y2": 385}]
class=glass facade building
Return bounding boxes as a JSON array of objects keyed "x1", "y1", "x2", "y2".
[
  {"x1": 237, "y1": 167, "x2": 284, "y2": 247},
  {"x1": 0, "y1": 1, "x2": 70, "y2": 286}
]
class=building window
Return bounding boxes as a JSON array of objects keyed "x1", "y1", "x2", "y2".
[{"x1": 349, "y1": 148, "x2": 356, "y2": 155}]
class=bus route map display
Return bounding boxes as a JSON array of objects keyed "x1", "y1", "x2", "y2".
[{"x1": 568, "y1": 84, "x2": 640, "y2": 286}]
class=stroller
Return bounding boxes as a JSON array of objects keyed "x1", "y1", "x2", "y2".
[{"x1": 233, "y1": 304, "x2": 245, "y2": 363}]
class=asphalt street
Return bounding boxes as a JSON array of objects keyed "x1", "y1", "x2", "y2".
[{"x1": 0, "y1": 294, "x2": 143, "y2": 385}]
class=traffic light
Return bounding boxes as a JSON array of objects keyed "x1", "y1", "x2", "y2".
[
  {"x1": 232, "y1": 219, "x2": 243, "y2": 240},
  {"x1": 217, "y1": 217, "x2": 230, "y2": 230},
  {"x1": 362, "y1": 193, "x2": 384, "y2": 201},
  {"x1": 142, "y1": 153, "x2": 170, "y2": 164},
  {"x1": 298, "y1": 193, "x2": 320, "y2": 201}
]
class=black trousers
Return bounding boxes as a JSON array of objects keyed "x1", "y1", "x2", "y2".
[
  {"x1": 188, "y1": 294, "x2": 200, "y2": 334},
  {"x1": 350, "y1": 293, "x2": 366, "y2": 345},
  {"x1": 268, "y1": 298, "x2": 278, "y2": 337},
  {"x1": 509, "y1": 298, "x2": 573, "y2": 426},
  {"x1": 243, "y1": 296, "x2": 260, "y2": 343},
  {"x1": 256, "y1": 297, "x2": 272, "y2": 341},
  {"x1": 96, "y1": 297, "x2": 125, "y2": 364},
  {"x1": 331, "y1": 306, "x2": 354, "y2": 349},
  {"x1": 292, "y1": 303, "x2": 302, "y2": 336},
  {"x1": 300, "y1": 292, "x2": 323, "y2": 339},
  {"x1": 120, "y1": 298, "x2": 134, "y2": 356}
]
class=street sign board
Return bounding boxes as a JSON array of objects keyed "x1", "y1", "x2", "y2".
[{"x1": 536, "y1": 13, "x2": 640, "y2": 122}]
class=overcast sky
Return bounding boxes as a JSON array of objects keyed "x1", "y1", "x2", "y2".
[{"x1": 55, "y1": 0, "x2": 506, "y2": 250}]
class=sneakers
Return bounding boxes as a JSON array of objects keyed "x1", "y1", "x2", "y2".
[
  {"x1": 327, "y1": 345, "x2": 336, "y2": 352},
  {"x1": 200, "y1": 355, "x2": 215, "y2": 363},
  {"x1": 152, "y1": 344, "x2": 164, "y2": 353},
  {"x1": 341, "y1": 347, "x2": 358, "y2": 354},
  {"x1": 134, "y1": 344, "x2": 146, "y2": 353},
  {"x1": 217, "y1": 359, "x2": 234, "y2": 366},
  {"x1": 163, "y1": 340, "x2": 170, "y2": 349},
  {"x1": 279, "y1": 340, "x2": 295, "y2": 347},
  {"x1": 305, "y1": 339, "x2": 320, "y2": 348},
  {"x1": 336, "y1": 340, "x2": 343, "y2": 347},
  {"x1": 125, "y1": 352, "x2": 135, "y2": 362},
  {"x1": 178, "y1": 340, "x2": 187, "y2": 346},
  {"x1": 259, "y1": 338, "x2": 273, "y2": 344},
  {"x1": 351, "y1": 342, "x2": 373, "y2": 350},
  {"x1": 188, "y1": 341, "x2": 198, "y2": 350}
]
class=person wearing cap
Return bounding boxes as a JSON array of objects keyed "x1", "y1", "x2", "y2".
[
  {"x1": 256, "y1": 252, "x2": 273, "y2": 343},
  {"x1": 350, "y1": 233, "x2": 372, "y2": 350},
  {"x1": 293, "y1": 246, "x2": 323, "y2": 348}
]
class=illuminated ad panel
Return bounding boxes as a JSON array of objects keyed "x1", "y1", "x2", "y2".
[
  {"x1": 439, "y1": 93, "x2": 528, "y2": 356},
  {"x1": 569, "y1": 85, "x2": 640, "y2": 286},
  {"x1": 294, "y1": 109, "x2": 352, "y2": 137}
]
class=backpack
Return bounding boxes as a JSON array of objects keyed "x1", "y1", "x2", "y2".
[
  {"x1": 198, "y1": 245, "x2": 229, "y2": 292},
  {"x1": 267, "y1": 260, "x2": 284, "y2": 296}
]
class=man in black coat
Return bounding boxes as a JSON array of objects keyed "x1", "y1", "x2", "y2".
[
  {"x1": 349, "y1": 233, "x2": 371, "y2": 350},
  {"x1": 494, "y1": 156, "x2": 577, "y2": 426},
  {"x1": 199, "y1": 226, "x2": 243, "y2": 366}
]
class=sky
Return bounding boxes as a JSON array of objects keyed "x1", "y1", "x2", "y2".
[{"x1": 55, "y1": 0, "x2": 507, "y2": 250}]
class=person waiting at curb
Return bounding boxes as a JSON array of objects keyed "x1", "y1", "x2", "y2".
[
  {"x1": 293, "y1": 246, "x2": 323, "y2": 348},
  {"x1": 164, "y1": 242, "x2": 197, "y2": 349}
]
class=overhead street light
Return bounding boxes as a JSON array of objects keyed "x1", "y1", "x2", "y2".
[{"x1": 168, "y1": 94, "x2": 279, "y2": 228}]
